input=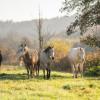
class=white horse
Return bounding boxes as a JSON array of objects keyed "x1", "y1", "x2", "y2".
[
  {"x1": 68, "y1": 47, "x2": 85, "y2": 78},
  {"x1": 40, "y1": 46, "x2": 55, "y2": 79}
]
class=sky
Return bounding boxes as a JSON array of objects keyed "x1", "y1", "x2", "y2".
[{"x1": 0, "y1": 0, "x2": 66, "y2": 22}]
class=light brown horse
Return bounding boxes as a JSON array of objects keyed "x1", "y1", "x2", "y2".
[{"x1": 18, "y1": 45, "x2": 39, "y2": 78}]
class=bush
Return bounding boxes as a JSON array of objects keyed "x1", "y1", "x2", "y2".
[
  {"x1": 84, "y1": 66, "x2": 100, "y2": 76},
  {"x1": 85, "y1": 51, "x2": 100, "y2": 67}
]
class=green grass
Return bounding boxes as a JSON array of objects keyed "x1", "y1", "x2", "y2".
[{"x1": 0, "y1": 66, "x2": 100, "y2": 100}]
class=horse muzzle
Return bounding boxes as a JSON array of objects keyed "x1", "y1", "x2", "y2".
[{"x1": 52, "y1": 57, "x2": 54, "y2": 60}]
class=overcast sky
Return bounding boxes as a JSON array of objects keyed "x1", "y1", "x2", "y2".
[{"x1": 0, "y1": 0, "x2": 66, "y2": 22}]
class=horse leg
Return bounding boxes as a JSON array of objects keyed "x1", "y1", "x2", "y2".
[
  {"x1": 30, "y1": 65, "x2": 33, "y2": 78},
  {"x1": 32, "y1": 64, "x2": 36, "y2": 78},
  {"x1": 47, "y1": 63, "x2": 51, "y2": 79},
  {"x1": 43, "y1": 68, "x2": 45, "y2": 79},
  {"x1": 80, "y1": 63, "x2": 84, "y2": 78},
  {"x1": 28, "y1": 64, "x2": 33, "y2": 78},
  {"x1": 37, "y1": 65, "x2": 39, "y2": 76},
  {"x1": 46, "y1": 68, "x2": 49, "y2": 79},
  {"x1": 26, "y1": 66, "x2": 30, "y2": 79},
  {"x1": 72, "y1": 64, "x2": 75, "y2": 78},
  {"x1": 37, "y1": 61, "x2": 40, "y2": 76},
  {"x1": 48, "y1": 68, "x2": 51, "y2": 79},
  {"x1": 0, "y1": 62, "x2": 1, "y2": 70},
  {"x1": 35, "y1": 64, "x2": 39, "y2": 77},
  {"x1": 29, "y1": 65, "x2": 32, "y2": 78},
  {"x1": 75, "y1": 64, "x2": 79, "y2": 78},
  {"x1": 35, "y1": 64, "x2": 37, "y2": 76}
]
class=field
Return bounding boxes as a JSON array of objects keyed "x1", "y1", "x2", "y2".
[{"x1": 0, "y1": 65, "x2": 100, "y2": 100}]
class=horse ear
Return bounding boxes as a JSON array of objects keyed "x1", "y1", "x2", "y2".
[
  {"x1": 24, "y1": 44, "x2": 26, "y2": 47},
  {"x1": 20, "y1": 44, "x2": 23, "y2": 47},
  {"x1": 50, "y1": 45, "x2": 54, "y2": 48},
  {"x1": 80, "y1": 47, "x2": 84, "y2": 51},
  {"x1": 80, "y1": 47, "x2": 82, "y2": 51}
]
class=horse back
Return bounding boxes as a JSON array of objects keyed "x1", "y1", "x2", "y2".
[
  {"x1": 68, "y1": 47, "x2": 85, "y2": 64},
  {"x1": 31, "y1": 49, "x2": 38, "y2": 64}
]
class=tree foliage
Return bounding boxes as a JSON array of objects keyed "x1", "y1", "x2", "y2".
[
  {"x1": 62, "y1": 0, "x2": 100, "y2": 35},
  {"x1": 80, "y1": 35, "x2": 100, "y2": 47},
  {"x1": 62, "y1": 0, "x2": 100, "y2": 48}
]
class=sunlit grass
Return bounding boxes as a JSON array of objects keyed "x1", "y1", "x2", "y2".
[{"x1": 0, "y1": 66, "x2": 100, "y2": 100}]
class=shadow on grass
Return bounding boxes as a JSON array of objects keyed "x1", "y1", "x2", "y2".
[
  {"x1": 2, "y1": 72, "x2": 98, "y2": 81},
  {"x1": 36, "y1": 74, "x2": 70, "y2": 81},
  {"x1": 51, "y1": 74, "x2": 71, "y2": 79},
  {"x1": 83, "y1": 73, "x2": 100, "y2": 80},
  {"x1": 85, "y1": 77, "x2": 100, "y2": 80},
  {"x1": 0, "y1": 73, "x2": 28, "y2": 81},
  {"x1": 0, "y1": 72, "x2": 70, "y2": 81}
]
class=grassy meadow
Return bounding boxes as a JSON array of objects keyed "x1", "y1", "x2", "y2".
[{"x1": 0, "y1": 65, "x2": 100, "y2": 100}]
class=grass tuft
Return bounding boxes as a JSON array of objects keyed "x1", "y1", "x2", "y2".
[{"x1": 63, "y1": 84, "x2": 72, "y2": 90}]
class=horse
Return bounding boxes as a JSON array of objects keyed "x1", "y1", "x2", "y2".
[
  {"x1": 39, "y1": 46, "x2": 55, "y2": 79},
  {"x1": 17, "y1": 44, "x2": 39, "y2": 78},
  {"x1": 68, "y1": 47, "x2": 85, "y2": 78}
]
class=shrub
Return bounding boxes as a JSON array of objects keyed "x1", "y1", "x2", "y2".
[
  {"x1": 85, "y1": 51, "x2": 100, "y2": 67},
  {"x1": 84, "y1": 66, "x2": 100, "y2": 76}
]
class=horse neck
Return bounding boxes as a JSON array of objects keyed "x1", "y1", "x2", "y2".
[
  {"x1": 77, "y1": 48, "x2": 85, "y2": 61},
  {"x1": 24, "y1": 52, "x2": 30, "y2": 60},
  {"x1": 45, "y1": 52, "x2": 52, "y2": 60}
]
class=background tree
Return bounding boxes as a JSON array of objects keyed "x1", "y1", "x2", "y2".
[
  {"x1": 61, "y1": 0, "x2": 100, "y2": 47},
  {"x1": 80, "y1": 35, "x2": 100, "y2": 48},
  {"x1": 37, "y1": 8, "x2": 43, "y2": 51}
]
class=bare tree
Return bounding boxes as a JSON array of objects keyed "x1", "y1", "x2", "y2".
[
  {"x1": 38, "y1": 8, "x2": 43, "y2": 52},
  {"x1": 20, "y1": 37, "x2": 32, "y2": 47},
  {"x1": 36, "y1": 7, "x2": 44, "y2": 70}
]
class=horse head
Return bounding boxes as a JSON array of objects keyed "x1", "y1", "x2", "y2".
[
  {"x1": 44, "y1": 46, "x2": 55, "y2": 60},
  {"x1": 17, "y1": 43, "x2": 30, "y2": 54}
]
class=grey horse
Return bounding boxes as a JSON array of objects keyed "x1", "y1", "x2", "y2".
[{"x1": 39, "y1": 46, "x2": 55, "y2": 79}]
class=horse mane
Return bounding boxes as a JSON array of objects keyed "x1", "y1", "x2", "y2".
[{"x1": 44, "y1": 46, "x2": 52, "y2": 53}]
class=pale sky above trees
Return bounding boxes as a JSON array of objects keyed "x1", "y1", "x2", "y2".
[{"x1": 0, "y1": 0, "x2": 67, "y2": 22}]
